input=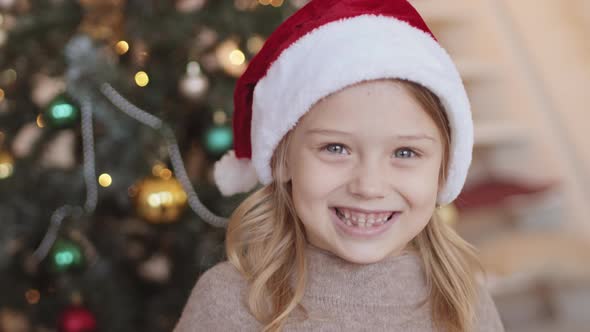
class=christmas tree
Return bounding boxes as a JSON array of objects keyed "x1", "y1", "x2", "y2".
[{"x1": 0, "y1": 0, "x2": 299, "y2": 331}]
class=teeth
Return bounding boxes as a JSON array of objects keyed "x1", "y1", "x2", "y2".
[{"x1": 335, "y1": 208, "x2": 394, "y2": 227}]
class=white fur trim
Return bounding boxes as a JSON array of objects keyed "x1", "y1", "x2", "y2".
[
  {"x1": 251, "y1": 15, "x2": 473, "y2": 205},
  {"x1": 213, "y1": 150, "x2": 259, "y2": 196}
]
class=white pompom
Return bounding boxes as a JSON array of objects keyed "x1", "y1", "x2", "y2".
[{"x1": 213, "y1": 150, "x2": 259, "y2": 196}]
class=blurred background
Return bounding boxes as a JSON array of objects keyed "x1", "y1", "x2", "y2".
[{"x1": 0, "y1": 0, "x2": 588, "y2": 331}]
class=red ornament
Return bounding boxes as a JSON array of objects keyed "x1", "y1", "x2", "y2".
[{"x1": 57, "y1": 306, "x2": 97, "y2": 332}]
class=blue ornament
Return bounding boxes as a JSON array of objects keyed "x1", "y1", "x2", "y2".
[
  {"x1": 44, "y1": 95, "x2": 80, "y2": 128},
  {"x1": 205, "y1": 125, "x2": 233, "y2": 155}
]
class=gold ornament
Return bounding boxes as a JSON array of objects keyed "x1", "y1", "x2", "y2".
[
  {"x1": 0, "y1": 149, "x2": 14, "y2": 180},
  {"x1": 134, "y1": 176, "x2": 188, "y2": 224}
]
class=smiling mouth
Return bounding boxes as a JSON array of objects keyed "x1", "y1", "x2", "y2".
[{"x1": 333, "y1": 207, "x2": 397, "y2": 228}]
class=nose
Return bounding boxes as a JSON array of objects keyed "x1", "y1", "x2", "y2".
[{"x1": 347, "y1": 157, "x2": 389, "y2": 200}]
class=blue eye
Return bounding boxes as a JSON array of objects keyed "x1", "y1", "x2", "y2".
[
  {"x1": 324, "y1": 144, "x2": 349, "y2": 155},
  {"x1": 394, "y1": 148, "x2": 418, "y2": 159}
]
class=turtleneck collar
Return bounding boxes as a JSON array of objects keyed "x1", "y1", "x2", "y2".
[{"x1": 302, "y1": 242, "x2": 429, "y2": 308}]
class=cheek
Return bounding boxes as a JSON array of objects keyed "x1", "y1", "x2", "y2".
[
  {"x1": 395, "y1": 163, "x2": 441, "y2": 208},
  {"x1": 289, "y1": 154, "x2": 348, "y2": 229},
  {"x1": 290, "y1": 153, "x2": 347, "y2": 200}
]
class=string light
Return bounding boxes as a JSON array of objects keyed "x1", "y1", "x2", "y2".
[
  {"x1": 152, "y1": 163, "x2": 165, "y2": 177},
  {"x1": 151, "y1": 163, "x2": 172, "y2": 179},
  {"x1": 215, "y1": 39, "x2": 247, "y2": 77},
  {"x1": 134, "y1": 71, "x2": 149, "y2": 87},
  {"x1": 115, "y1": 40, "x2": 130, "y2": 55},
  {"x1": 36, "y1": 114, "x2": 45, "y2": 128},
  {"x1": 229, "y1": 49, "x2": 245, "y2": 66},
  {"x1": 159, "y1": 168, "x2": 172, "y2": 180},
  {"x1": 98, "y1": 173, "x2": 112, "y2": 187},
  {"x1": 270, "y1": 0, "x2": 284, "y2": 7}
]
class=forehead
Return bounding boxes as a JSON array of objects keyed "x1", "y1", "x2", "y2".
[{"x1": 295, "y1": 80, "x2": 440, "y2": 138}]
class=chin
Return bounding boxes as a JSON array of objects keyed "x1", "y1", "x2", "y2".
[{"x1": 334, "y1": 245, "x2": 394, "y2": 265}]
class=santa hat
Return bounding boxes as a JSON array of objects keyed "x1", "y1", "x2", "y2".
[{"x1": 214, "y1": 0, "x2": 473, "y2": 205}]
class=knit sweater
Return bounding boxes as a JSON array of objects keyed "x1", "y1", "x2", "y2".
[{"x1": 174, "y1": 244, "x2": 504, "y2": 331}]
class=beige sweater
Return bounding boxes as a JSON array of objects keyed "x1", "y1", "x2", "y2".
[{"x1": 174, "y1": 244, "x2": 504, "y2": 331}]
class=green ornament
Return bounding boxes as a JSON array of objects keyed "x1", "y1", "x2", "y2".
[
  {"x1": 205, "y1": 125, "x2": 233, "y2": 155},
  {"x1": 44, "y1": 95, "x2": 80, "y2": 128},
  {"x1": 50, "y1": 239, "x2": 84, "y2": 272}
]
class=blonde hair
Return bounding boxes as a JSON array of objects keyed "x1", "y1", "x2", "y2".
[{"x1": 225, "y1": 79, "x2": 480, "y2": 331}]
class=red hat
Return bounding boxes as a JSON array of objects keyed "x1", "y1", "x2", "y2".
[{"x1": 214, "y1": 0, "x2": 473, "y2": 205}]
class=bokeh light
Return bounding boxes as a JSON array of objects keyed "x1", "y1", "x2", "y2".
[
  {"x1": 98, "y1": 173, "x2": 112, "y2": 187},
  {"x1": 135, "y1": 71, "x2": 149, "y2": 87}
]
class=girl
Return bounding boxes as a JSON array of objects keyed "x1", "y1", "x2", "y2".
[{"x1": 175, "y1": 0, "x2": 504, "y2": 331}]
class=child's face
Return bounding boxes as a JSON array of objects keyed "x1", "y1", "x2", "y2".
[{"x1": 286, "y1": 80, "x2": 443, "y2": 264}]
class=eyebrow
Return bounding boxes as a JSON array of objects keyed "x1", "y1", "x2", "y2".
[{"x1": 305, "y1": 128, "x2": 437, "y2": 142}]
